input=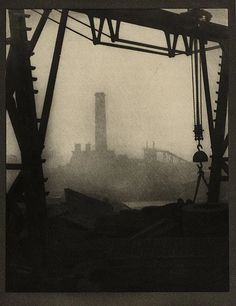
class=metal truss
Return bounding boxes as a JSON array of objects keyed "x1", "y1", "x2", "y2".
[
  {"x1": 204, "y1": 41, "x2": 229, "y2": 202},
  {"x1": 156, "y1": 150, "x2": 190, "y2": 163},
  {"x1": 87, "y1": 14, "x2": 220, "y2": 57},
  {"x1": 80, "y1": 8, "x2": 229, "y2": 202},
  {"x1": 6, "y1": 9, "x2": 68, "y2": 267},
  {"x1": 6, "y1": 9, "x2": 229, "y2": 255}
]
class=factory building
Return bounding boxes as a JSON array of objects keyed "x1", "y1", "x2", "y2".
[{"x1": 70, "y1": 92, "x2": 114, "y2": 164}]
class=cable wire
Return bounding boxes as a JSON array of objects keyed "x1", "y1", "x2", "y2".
[
  {"x1": 55, "y1": 9, "x2": 111, "y2": 39},
  {"x1": 31, "y1": 9, "x2": 93, "y2": 42},
  {"x1": 200, "y1": 53, "x2": 203, "y2": 125},
  {"x1": 191, "y1": 52, "x2": 196, "y2": 125}
]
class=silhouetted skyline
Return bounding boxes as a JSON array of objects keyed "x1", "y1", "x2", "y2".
[{"x1": 6, "y1": 9, "x2": 228, "y2": 166}]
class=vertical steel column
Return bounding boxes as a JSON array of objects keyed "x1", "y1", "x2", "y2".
[
  {"x1": 0, "y1": 8, "x2": 6, "y2": 290},
  {"x1": 6, "y1": 50, "x2": 24, "y2": 151},
  {"x1": 39, "y1": 10, "x2": 68, "y2": 143},
  {"x1": 6, "y1": 10, "x2": 52, "y2": 208},
  {"x1": 7, "y1": 10, "x2": 68, "y2": 274},
  {"x1": 199, "y1": 40, "x2": 214, "y2": 148},
  {"x1": 8, "y1": 9, "x2": 47, "y2": 272},
  {"x1": 208, "y1": 41, "x2": 229, "y2": 202},
  {"x1": 200, "y1": 41, "x2": 229, "y2": 203}
]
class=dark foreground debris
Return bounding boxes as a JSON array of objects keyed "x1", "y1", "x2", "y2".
[{"x1": 6, "y1": 190, "x2": 229, "y2": 292}]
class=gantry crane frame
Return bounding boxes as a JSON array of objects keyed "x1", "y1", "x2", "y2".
[{"x1": 5, "y1": 8, "x2": 229, "y2": 259}]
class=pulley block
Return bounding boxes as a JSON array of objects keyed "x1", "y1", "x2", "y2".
[
  {"x1": 193, "y1": 150, "x2": 208, "y2": 163},
  {"x1": 194, "y1": 124, "x2": 204, "y2": 140}
]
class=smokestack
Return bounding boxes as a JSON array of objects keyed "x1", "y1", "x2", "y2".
[{"x1": 95, "y1": 92, "x2": 107, "y2": 152}]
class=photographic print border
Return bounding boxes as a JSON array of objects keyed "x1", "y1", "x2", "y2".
[{"x1": 0, "y1": 0, "x2": 235, "y2": 305}]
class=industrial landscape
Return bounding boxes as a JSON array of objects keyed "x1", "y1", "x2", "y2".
[
  {"x1": 6, "y1": 8, "x2": 229, "y2": 292},
  {"x1": 47, "y1": 92, "x2": 198, "y2": 203}
]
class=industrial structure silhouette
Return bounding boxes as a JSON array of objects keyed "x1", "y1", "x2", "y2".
[{"x1": 6, "y1": 7, "x2": 229, "y2": 291}]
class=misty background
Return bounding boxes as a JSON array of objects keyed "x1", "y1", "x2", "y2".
[{"x1": 6, "y1": 9, "x2": 228, "y2": 191}]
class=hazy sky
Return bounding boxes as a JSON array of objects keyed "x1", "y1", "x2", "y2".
[{"x1": 6, "y1": 9, "x2": 228, "y2": 165}]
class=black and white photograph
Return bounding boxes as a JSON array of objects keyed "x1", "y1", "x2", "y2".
[{"x1": 2, "y1": 1, "x2": 235, "y2": 299}]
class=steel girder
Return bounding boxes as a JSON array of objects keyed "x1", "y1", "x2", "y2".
[
  {"x1": 6, "y1": 10, "x2": 51, "y2": 207},
  {"x1": 6, "y1": 8, "x2": 229, "y2": 225},
  {"x1": 73, "y1": 9, "x2": 228, "y2": 42},
  {"x1": 6, "y1": 9, "x2": 68, "y2": 271},
  {"x1": 77, "y1": 9, "x2": 229, "y2": 202},
  {"x1": 203, "y1": 41, "x2": 229, "y2": 202},
  {"x1": 7, "y1": 9, "x2": 47, "y2": 271}
]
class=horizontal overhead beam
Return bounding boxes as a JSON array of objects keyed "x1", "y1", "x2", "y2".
[
  {"x1": 73, "y1": 9, "x2": 228, "y2": 43},
  {"x1": 1, "y1": 0, "x2": 230, "y2": 9},
  {"x1": 117, "y1": 38, "x2": 186, "y2": 55},
  {"x1": 98, "y1": 41, "x2": 170, "y2": 56}
]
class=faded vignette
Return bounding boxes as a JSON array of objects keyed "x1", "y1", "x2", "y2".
[{"x1": 0, "y1": 0, "x2": 236, "y2": 305}]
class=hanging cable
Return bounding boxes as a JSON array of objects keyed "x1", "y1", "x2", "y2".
[
  {"x1": 194, "y1": 39, "x2": 200, "y2": 127},
  {"x1": 200, "y1": 56, "x2": 203, "y2": 125},
  {"x1": 192, "y1": 39, "x2": 204, "y2": 142},
  {"x1": 191, "y1": 38, "x2": 208, "y2": 203},
  {"x1": 190, "y1": 52, "x2": 196, "y2": 125}
]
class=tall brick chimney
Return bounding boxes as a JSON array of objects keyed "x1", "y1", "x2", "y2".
[{"x1": 95, "y1": 92, "x2": 107, "y2": 152}]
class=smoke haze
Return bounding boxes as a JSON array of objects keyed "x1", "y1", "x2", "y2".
[{"x1": 6, "y1": 9, "x2": 228, "y2": 168}]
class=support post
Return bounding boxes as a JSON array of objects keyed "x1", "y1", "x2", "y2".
[
  {"x1": 8, "y1": 9, "x2": 47, "y2": 275},
  {"x1": 205, "y1": 41, "x2": 229, "y2": 202},
  {"x1": 29, "y1": 9, "x2": 51, "y2": 53},
  {"x1": 39, "y1": 9, "x2": 68, "y2": 143},
  {"x1": 199, "y1": 40, "x2": 215, "y2": 148}
]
